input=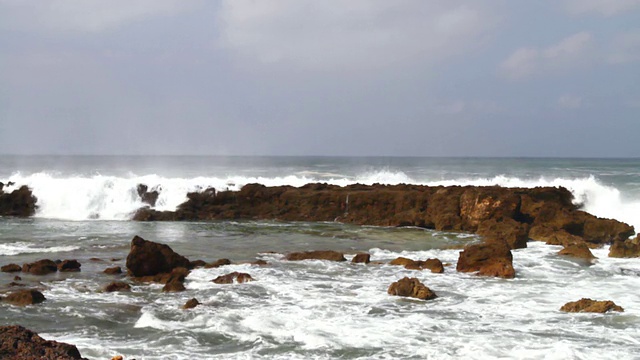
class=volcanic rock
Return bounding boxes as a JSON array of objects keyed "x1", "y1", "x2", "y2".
[
  {"x1": 0, "y1": 185, "x2": 37, "y2": 217},
  {"x1": 58, "y1": 259, "x2": 81, "y2": 272},
  {"x1": 22, "y1": 259, "x2": 58, "y2": 275},
  {"x1": 4, "y1": 289, "x2": 46, "y2": 306},
  {"x1": 0, "y1": 325, "x2": 87, "y2": 359},
  {"x1": 351, "y1": 253, "x2": 371, "y2": 264},
  {"x1": 387, "y1": 277, "x2": 437, "y2": 300},
  {"x1": 456, "y1": 242, "x2": 515, "y2": 278},
  {"x1": 1, "y1": 263, "x2": 21, "y2": 273},
  {"x1": 125, "y1": 235, "x2": 192, "y2": 277},
  {"x1": 104, "y1": 266, "x2": 122, "y2": 275},
  {"x1": 558, "y1": 242, "x2": 596, "y2": 259},
  {"x1": 104, "y1": 281, "x2": 131, "y2": 292},
  {"x1": 609, "y1": 236, "x2": 640, "y2": 258},
  {"x1": 560, "y1": 298, "x2": 624, "y2": 313},
  {"x1": 204, "y1": 258, "x2": 231, "y2": 268},
  {"x1": 137, "y1": 184, "x2": 160, "y2": 207},
  {"x1": 212, "y1": 272, "x2": 253, "y2": 284},
  {"x1": 285, "y1": 250, "x2": 346, "y2": 262},
  {"x1": 183, "y1": 298, "x2": 200, "y2": 309}
]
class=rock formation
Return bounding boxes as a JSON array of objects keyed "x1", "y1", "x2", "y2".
[
  {"x1": 456, "y1": 242, "x2": 515, "y2": 278},
  {"x1": 285, "y1": 250, "x2": 346, "y2": 262},
  {"x1": 58, "y1": 260, "x2": 81, "y2": 272},
  {"x1": 387, "y1": 277, "x2": 437, "y2": 300},
  {"x1": 104, "y1": 281, "x2": 131, "y2": 292},
  {"x1": 3, "y1": 289, "x2": 46, "y2": 306},
  {"x1": 0, "y1": 325, "x2": 87, "y2": 359},
  {"x1": 22, "y1": 259, "x2": 58, "y2": 275},
  {"x1": 212, "y1": 272, "x2": 253, "y2": 284},
  {"x1": 183, "y1": 298, "x2": 200, "y2": 309},
  {"x1": 137, "y1": 184, "x2": 160, "y2": 207},
  {"x1": 609, "y1": 235, "x2": 640, "y2": 258},
  {"x1": 560, "y1": 298, "x2": 624, "y2": 313},
  {"x1": 351, "y1": 253, "x2": 371, "y2": 264},
  {"x1": 558, "y1": 242, "x2": 596, "y2": 259},
  {"x1": 1, "y1": 263, "x2": 21, "y2": 273},
  {"x1": 125, "y1": 235, "x2": 192, "y2": 277},
  {"x1": 0, "y1": 184, "x2": 37, "y2": 217}
]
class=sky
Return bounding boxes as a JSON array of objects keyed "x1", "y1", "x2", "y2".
[{"x1": 0, "y1": 0, "x2": 639, "y2": 157}]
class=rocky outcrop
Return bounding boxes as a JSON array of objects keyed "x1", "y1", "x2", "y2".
[
  {"x1": 132, "y1": 184, "x2": 634, "y2": 246},
  {"x1": 558, "y1": 242, "x2": 596, "y2": 259},
  {"x1": 609, "y1": 236, "x2": 640, "y2": 258},
  {"x1": 457, "y1": 242, "x2": 515, "y2": 278},
  {"x1": 3, "y1": 289, "x2": 46, "y2": 306},
  {"x1": 351, "y1": 253, "x2": 371, "y2": 264},
  {"x1": 125, "y1": 236, "x2": 192, "y2": 277},
  {"x1": 104, "y1": 266, "x2": 122, "y2": 275},
  {"x1": 137, "y1": 184, "x2": 160, "y2": 207},
  {"x1": 389, "y1": 257, "x2": 444, "y2": 273},
  {"x1": 560, "y1": 298, "x2": 624, "y2": 313},
  {"x1": 0, "y1": 185, "x2": 37, "y2": 217},
  {"x1": 1, "y1": 263, "x2": 21, "y2": 273},
  {"x1": 387, "y1": 277, "x2": 437, "y2": 300},
  {"x1": 161, "y1": 267, "x2": 190, "y2": 292},
  {"x1": 22, "y1": 259, "x2": 58, "y2": 275},
  {"x1": 205, "y1": 259, "x2": 231, "y2": 268},
  {"x1": 58, "y1": 260, "x2": 81, "y2": 272},
  {"x1": 212, "y1": 272, "x2": 253, "y2": 284},
  {"x1": 183, "y1": 298, "x2": 200, "y2": 309},
  {"x1": 285, "y1": 250, "x2": 346, "y2": 262},
  {"x1": 0, "y1": 325, "x2": 87, "y2": 359},
  {"x1": 104, "y1": 281, "x2": 131, "y2": 292}
]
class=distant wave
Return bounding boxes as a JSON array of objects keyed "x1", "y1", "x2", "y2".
[{"x1": 5, "y1": 171, "x2": 640, "y2": 231}]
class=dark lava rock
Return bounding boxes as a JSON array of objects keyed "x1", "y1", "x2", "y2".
[
  {"x1": 560, "y1": 298, "x2": 624, "y2": 313},
  {"x1": 212, "y1": 272, "x2": 253, "y2": 284},
  {"x1": 22, "y1": 259, "x2": 58, "y2": 275},
  {"x1": 104, "y1": 281, "x2": 131, "y2": 292},
  {"x1": 1, "y1": 263, "x2": 21, "y2": 273},
  {"x1": 183, "y1": 298, "x2": 200, "y2": 309},
  {"x1": 285, "y1": 250, "x2": 346, "y2": 262},
  {"x1": 0, "y1": 185, "x2": 37, "y2": 217},
  {"x1": 137, "y1": 184, "x2": 160, "y2": 207},
  {"x1": 104, "y1": 266, "x2": 122, "y2": 275},
  {"x1": 351, "y1": 253, "x2": 371, "y2": 264},
  {"x1": 387, "y1": 277, "x2": 437, "y2": 300},
  {"x1": 457, "y1": 242, "x2": 515, "y2": 279},
  {"x1": 125, "y1": 235, "x2": 192, "y2": 277},
  {"x1": 58, "y1": 260, "x2": 81, "y2": 272},
  {"x1": 4, "y1": 289, "x2": 46, "y2": 306},
  {"x1": 0, "y1": 325, "x2": 87, "y2": 359}
]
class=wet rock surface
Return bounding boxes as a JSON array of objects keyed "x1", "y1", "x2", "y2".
[
  {"x1": 183, "y1": 298, "x2": 200, "y2": 309},
  {"x1": 126, "y1": 235, "x2": 192, "y2": 277},
  {"x1": 608, "y1": 236, "x2": 640, "y2": 258},
  {"x1": 387, "y1": 277, "x2": 437, "y2": 300},
  {"x1": 0, "y1": 325, "x2": 87, "y2": 359},
  {"x1": 22, "y1": 259, "x2": 58, "y2": 275},
  {"x1": 3, "y1": 289, "x2": 46, "y2": 306},
  {"x1": 58, "y1": 259, "x2": 82, "y2": 272},
  {"x1": 558, "y1": 242, "x2": 596, "y2": 259},
  {"x1": 212, "y1": 272, "x2": 253, "y2": 284},
  {"x1": 285, "y1": 250, "x2": 346, "y2": 262},
  {"x1": 351, "y1": 253, "x2": 371, "y2": 264},
  {"x1": 1, "y1": 263, "x2": 21, "y2": 273},
  {"x1": 560, "y1": 298, "x2": 624, "y2": 313},
  {"x1": 0, "y1": 184, "x2": 37, "y2": 217},
  {"x1": 104, "y1": 281, "x2": 131, "y2": 292},
  {"x1": 456, "y1": 242, "x2": 515, "y2": 278}
]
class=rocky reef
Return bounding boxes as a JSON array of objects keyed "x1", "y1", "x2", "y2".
[{"x1": 0, "y1": 182, "x2": 37, "y2": 217}]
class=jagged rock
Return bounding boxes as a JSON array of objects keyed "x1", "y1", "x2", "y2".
[
  {"x1": 457, "y1": 242, "x2": 515, "y2": 278},
  {"x1": 0, "y1": 325, "x2": 87, "y2": 359},
  {"x1": 125, "y1": 235, "x2": 191, "y2": 277},
  {"x1": 204, "y1": 258, "x2": 231, "y2": 268},
  {"x1": 161, "y1": 267, "x2": 190, "y2": 292},
  {"x1": 387, "y1": 277, "x2": 437, "y2": 300},
  {"x1": 285, "y1": 250, "x2": 346, "y2": 262},
  {"x1": 104, "y1": 281, "x2": 131, "y2": 292},
  {"x1": 477, "y1": 218, "x2": 529, "y2": 249},
  {"x1": 22, "y1": 259, "x2": 58, "y2": 275},
  {"x1": 0, "y1": 185, "x2": 37, "y2": 217},
  {"x1": 183, "y1": 298, "x2": 200, "y2": 309},
  {"x1": 609, "y1": 236, "x2": 640, "y2": 258},
  {"x1": 137, "y1": 184, "x2": 160, "y2": 207},
  {"x1": 351, "y1": 253, "x2": 371, "y2": 264},
  {"x1": 58, "y1": 259, "x2": 81, "y2": 272},
  {"x1": 1, "y1": 263, "x2": 21, "y2": 273},
  {"x1": 560, "y1": 298, "x2": 624, "y2": 313},
  {"x1": 558, "y1": 242, "x2": 596, "y2": 259},
  {"x1": 104, "y1": 266, "x2": 122, "y2": 275},
  {"x1": 4, "y1": 289, "x2": 46, "y2": 306},
  {"x1": 389, "y1": 257, "x2": 444, "y2": 273},
  {"x1": 212, "y1": 272, "x2": 253, "y2": 284}
]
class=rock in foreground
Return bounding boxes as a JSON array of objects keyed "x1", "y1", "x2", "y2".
[
  {"x1": 0, "y1": 185, "x2": 37, "y2": 217},
  {"x1": 0, "y1": 325, "x2": 87, "y2": 359},
  {"x1": 457, "y1": 242, "x2": 515, "y2": 278},
  {"x1": 387, "y1": 277, "x2": 437, "y2": 300},
  {"x1": 3, "y1": 289, "x2": 46, "y2": 306},
  {"x1": 608, "y1": 236, "x2": 640, "y2": 258},
  {"x1": 126, "y1": 235, "x2": 192, "y2": 277},
  {"x1": 560, "y1": 298, "x2": 624, "y2": 313}
]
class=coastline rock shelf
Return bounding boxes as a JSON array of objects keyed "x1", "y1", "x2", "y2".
[{"x1": 134, "y1": 183, "x2": 635, "y2": 248}]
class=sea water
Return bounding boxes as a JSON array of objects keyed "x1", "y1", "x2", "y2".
[{"x1": 1, "y1": 156, "x2": 639, "y2": 359}]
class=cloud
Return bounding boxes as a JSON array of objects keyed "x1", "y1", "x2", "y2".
[
  {"x1": 500, "y1": 32, "x2": 593, "y2": 79},
  {"x1": 565, "y1": 0, "x2": 640, "y2": 16},
  {"x1": 216, "y1": 0, "x2": 500, "y2": 71},
  {"x1": 607, "y1": 29, "x2": 640, "y2": 64},
  {"x1": 558, "y1": 94, "x2": 583, "y2": 109},
  {"x1": 0, "y1": 0, "x2": 197, "y2": 32}
]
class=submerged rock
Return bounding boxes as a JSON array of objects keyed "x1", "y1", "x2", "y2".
[
  {"x1": 389, "y1": 257, "x2": 444, "y2": 273},
  {"x1": 125, "y1": 235, "x2": 192, "y2": 277},
  {"x1": 104, "y1": 266, "x2": 122, "y2": 275},
  {"x1": 560, "y1": 298, "x2": 624, "y2": 313},
  {"x1": 0, "y1": 325, "x2": 87, "y2": 359},
  {"x1": 351, "y1": 253, "x2": 371, "y2": 264},
  {"x1": 4, "y1": 289, "x2": 46, "y2": 306},
  {"x1": 58, "y1": 259, "x2": 82, "y2": 272},
  {"x1": 456, "y1": 242, "x2": 515, "y2": 279},
  {"x1": 22, "y1": 259, "x2": 58, "y2": 275},
  {"x1": 204, "y1": 258, "x2": 231, "y2": 268},
  {"x1": 183, "y1": 298, "x2": 200, "y2": 309},
  {"x1": 1, "y1": 263, "x2": 21, "y2": 273},
  {"x1": 387, "y1": 277, "x2": 437, "y2": 300},
  {"x1": 104, "y1": 281, "x2": 131, "y2": 292},
  {"x1": 212, "y1": 272, "x2": 253, "y2": 284},
  {"x1": 609, "y1": 236, "x2": 640, "y2": 258},
  {"x1": 161, "y1": 267, "x2": 190, "y2": 292},
  {"x1": 285, "y1": 250, "x2": 346, "y2": 262}
]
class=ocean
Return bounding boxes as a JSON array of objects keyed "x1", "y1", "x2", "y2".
[{"x1": 1, "y1": 155, "x2": 639, "y2": 359}]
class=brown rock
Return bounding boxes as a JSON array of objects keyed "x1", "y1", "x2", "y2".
[
  {"x1": 4, "y1": 289, "x2": 46, "y2": 306},
  {"x1": 389, "y1": 257, "x2": 444, "y2": 273},
  {"x1": 137, "y1": 184, "x2": 160, "y2": 207},
  {"x1": 104, "y1": 266, "x2": 122, "y2": 275},
  {"x1": 183, "y1": 298, "x2": 200, "y2": 309},
  {"x1": 161, "y1": 267, "x2": 190, "y2": 292},
  {"x1": 1, "y1": 263, "x2": 21, "y2": 272},
  {"x1": 387, "y1": 277, "x2": 437, "y2": 300},
  {"x1": 22, "y1": 259, "x2": 58, "y2": 275},
  {"x1": 13, "y1": 276, "x2": 21, "y2": 281},
  {"x1": 457, "y1": 242, "x2": 515, "y2": 278},
  {"x1": 125, "y1": 235, "x2": 192, "y2": 277},
  {"x1": 8, "y1": 282, "x2": 25, "y2": 287},
  {"x1": 285, "y1": 250, "x2": 346, "y2": 262},
  {"x1": 558, "y1": 242, "x2": 596, "y2": 259},
  {"x1": 0, "y1": 325, "x2": 87, "y2": 359},
  {"x1": 190, "y1": 260, "x2": 207, "y2": 268},
  {"x1": 477, "y1": 218, "x2": 529, "y2": 249},
  {"x1": 609, "y1": 236, "x2": 640, "y2": 258},
  {"x1": 0, "y1": 185, "x2": 38, "y2": 217},
  {"x1": 389, "y1": 257, "x2": 415, "y2": 267},
  {"x1": 89, "y1": 257, "x2": 104, "y2": 262},
  {"x1": 351, "y1": 253, "x2": 371, "y2": 264},
  {"x1": 422, "y1": 258, "x2": 445, "y2": 273},
  {"x1": 204, "y1": 258, "x2": 231, "y2": 268},
  {"x1": 104, "y1": 281, "x2": 131, "y2": 292},
  {"x1": 58, "y1": 259, "x2": 81, "y2": 272},
  {"x1": 212, "y1": 272, "x2": 253, "y2": 284},
  {"x1": 251, "y1": 259, "x2": 268, "y2": 266},
  {"x1": 112, "y1": 356, "x2": 124, "y2": 360},
  {"x1": 560, "y1": 298, "x2": 624, "y2": 313},
  {"x1": 162, "y1": 281, "x2": 186, "y2": 292}
]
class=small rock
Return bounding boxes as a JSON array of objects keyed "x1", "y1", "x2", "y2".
[
  {"x1": 1, "y1": 263, "x2": 21, "y2": 272},
  {"x1": 212, "y1": 272, "x2": 253, "y2": 284},
  {"x1": 351, "y1": 253, "x2": 371, "y2": 264},
  {"x1": 4, "y1": 289, "x2": 46, "y2": 306},
  {"x1": 387, "y1": 277, "x2": 437, "y2": 300},
  {"x1": 13, "y1": 275, "x2": 21, "y2": 281},
  {"x1": 58, "y1": 259, "x2": 82, "y2": 272},
  {"x1": 22, "y1": 259, "x2": 58, "y2": 275},
  {"x1": 104, "y1": 281, "x2": 131, "y2": 292},
  {"x1": 251, "y1": 259, "x2": 268, "y2": 266},
  {"x1": 162, "y1": 281, "x2": 186, "y2": 292},
  {"x1": 560, "y1": 298, "x2": 624, "y2": 313},
  {"x1": 104, "y1": 266, "x2": 122, "y2": 275},
  {"x1": 111, "y1": 356, "x2": 124, "y2": 360},
  {"x1": 389, "y1": 257, "x2": 444, "y2": 273},
  {"x1": 183, "y1": 298, "x2": 200, "y2": 309},
  {"x1": 190, "y1": 260, "x2": 207, "y2": 268},
  {"x1": 204, "y1": 258, "x2": 231, "y2": 268},
  {"x1": 285, "y1": 250, "x2": 346, "y2": 262},
  {"x1": 608, "y1": 237, "x2": 640, "y2": 258},
  {"x1": 558, "y1": 242, "x2": 596, "y2": 259}
]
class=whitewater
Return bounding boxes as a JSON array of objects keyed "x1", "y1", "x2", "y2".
[{"x1": 2, "y1": 156, "x2": 640, "y2": 359}]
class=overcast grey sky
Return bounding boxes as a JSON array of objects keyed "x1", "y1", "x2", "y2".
[{"x1": 1, "y1": 0, "x2": 639, "y2": 157}]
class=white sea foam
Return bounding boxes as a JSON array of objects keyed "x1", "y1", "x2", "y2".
[
  {"x1": 6, "y1": 171, "x2": 640, "y2": 231},
  {"x1": 0, "y1": 241, "x2": 80, "y2": 256}
]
